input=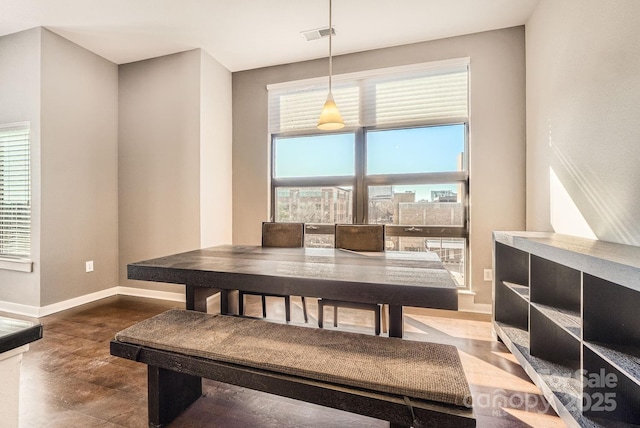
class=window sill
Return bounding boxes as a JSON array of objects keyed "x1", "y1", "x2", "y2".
[{"x1": 0, "y1": 258, "x2": 33, "y2": 273}]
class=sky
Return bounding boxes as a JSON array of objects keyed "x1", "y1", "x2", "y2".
[{"x1": 274, "y1": 124, "x2": 464, "y2": 201}]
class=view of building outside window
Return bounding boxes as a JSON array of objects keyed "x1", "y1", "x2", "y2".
[
  {"x1": 368, "y1": 186, "x2": 463, "y2": 227},
  {"x1": 275, "y1": 186, "x2": 353, "y2": 224},
  {"x1": 367, "y1": 184, "x2": 466, "y2": 286}
]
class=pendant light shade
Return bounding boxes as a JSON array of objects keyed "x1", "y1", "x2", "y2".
[
  {"x1": 317, "y1": 0, "x2": 344, "y2": 130},
  {"x1": 317, "y1": 92, "x2": 344, "y2": 130}
]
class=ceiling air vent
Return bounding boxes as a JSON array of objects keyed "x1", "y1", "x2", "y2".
[{"x1": 301, "y1": 27, "x2": 336, "y2": 42}]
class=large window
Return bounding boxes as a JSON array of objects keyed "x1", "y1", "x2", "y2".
[
  {"x1": 0, "y1": 123, "x2": 31, "y2": 260},
  {"x1": 268, "y1": 60, "x2": 469, "y2": 286}
]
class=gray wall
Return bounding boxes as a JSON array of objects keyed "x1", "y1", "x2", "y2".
[
  {"x1": 526, "y1": 0, "x2": 640, "y2": 245},
  {"x1": 200, "y1": 51, "x2": 233, "y2": 248},
  {"x1": 0, "y1": 28, "x2": 119, "y2": 308},
  {"x1": 232, "y1": 27, "x2": 527, "y2": 304},
  {"x1": 0, "y1": 28, "x2": 42, "y2": 307},
  {"x1": 39, "y1": 29, "x2": 119, "y2": 305},
  {"x1": 119, "y1": 49, "x2": 233, "y2": 294}
]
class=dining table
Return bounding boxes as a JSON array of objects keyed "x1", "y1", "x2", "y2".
[{"x1": 127, "y1": 245, "x2": 459, "y2": 338}]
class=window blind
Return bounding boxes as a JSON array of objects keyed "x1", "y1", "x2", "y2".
[
  {"x1": 268, "y1": 60, "x2": 468, "y2": 134},
  {"x1": 0, "y1": 123, "x2": 31, "y2": 258},
  {"x1": 269, "y1": 82, "x2": 360, "y2": 133},
  {"x1": 362, "y1": 69, "x2": 468, "y2": 126}
]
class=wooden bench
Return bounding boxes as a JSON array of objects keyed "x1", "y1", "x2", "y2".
[{"x1": 110, "y1": 310, "x2": 475, "y2": 428}]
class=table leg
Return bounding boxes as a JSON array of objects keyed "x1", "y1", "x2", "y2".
[
  {"x1": 388, "y1": 305, "x2": 403, "y2": 338},
  {"x1": 220, "y1": 289, "x2": 229, "y2": 314},
  {"x1": 185, "y1": 285, "x2": 226, "y2": 313},
  {"x1": 185, "y1": 285, "x2": 196, "y2": 311}
]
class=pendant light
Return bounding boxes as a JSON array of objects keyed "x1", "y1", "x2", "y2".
[{"x1": 317, "y1": 0, "x2": 345, "y2": 130}]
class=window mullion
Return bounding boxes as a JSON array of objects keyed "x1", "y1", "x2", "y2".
[
  {"x1": 354, "y1": 128, "x2": 365, "y2": 224},
  {"x1": 272, "y1": 176, "x2": 356, "y2": 188},
  {"x1": 365, "y1": 171, "x2": 468, "y2": 186}
]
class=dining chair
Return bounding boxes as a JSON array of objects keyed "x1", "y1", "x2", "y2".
[
  {"x1": 318, "y1": 224, "x2": 386, "y2": 335},
  {"x1": 238, "y1": 222, "x2": 308, "y2": 322}
]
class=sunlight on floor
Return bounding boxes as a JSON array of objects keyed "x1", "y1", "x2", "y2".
[
  {"x1": 492, "y1": 350, "x2": 520, "y2": 364},
  {"x1": 461, "y1": 351, "x2": 542, "y2": 394},
  {"x1": 502, "y1": 407, "x2": 567, "y2": 428}
]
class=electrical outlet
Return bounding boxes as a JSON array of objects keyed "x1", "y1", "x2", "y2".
[
  {"x1": 86, "y1": 260, "x2": 94, "y2": 272},
  {"x1": 483, "y1": 268, "x2": 492, "y2": 281}
]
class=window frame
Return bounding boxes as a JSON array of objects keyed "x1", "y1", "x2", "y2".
[
  {"x1": 362, "y1": 122, "x2": 469, "y2": 239},
  {"x1": 271, "y1": 128, "x2": 359, "y2": 228},
  {"x1": 268, "y1": 60, "x2": 470, "y2": 287}
]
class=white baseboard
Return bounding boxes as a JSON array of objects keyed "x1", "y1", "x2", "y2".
[
  {"x1": 0, "y1": 301, "x2": 41, "y2": 318},
  {"x1": 458, "y1": 290, "x2": 492, "y2": 314},
  {"x1": 0, "y1": 287, "x2": 185, "y2": 318},
  {"x1": 116, "y1": 286, "x2": 185, "y2": 303},
  {"x1": 39, "y1": 287, "x2": 120, "y2": 317},
  {"x1": 2, "y1": 287, "x2": 489, "y2": 318},
  {"x1": 0, "y1": 287, "x2": 119, "y2": 318}
]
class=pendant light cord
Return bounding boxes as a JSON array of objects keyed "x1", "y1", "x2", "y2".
[
  {"x1": 317, "y1": 0, "x2": 345, "y2": 130},
  {"x1": 328, "y1": 0, "x2": 333, "y2": 94}
]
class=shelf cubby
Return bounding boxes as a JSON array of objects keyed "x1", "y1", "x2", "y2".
[
  {"x1": 530, "y1": 254, "x2": 581, "y2": 313},
  {"x1": 530, "y1": 303, "x2": 580, "y2": 369},
  {"x1": 584, "y1": 341, "x2": 640, "y2": 386},
  {"x1": 583, "y1": 274, "x2": 640, "y2": 350},
  {"x1": 531, "y1": 302, "x2": 581, "y2": 340},
  {"x1": 494, "y1": 242, "x2": 530, "y2": 331},
  {"x1": 583, "y1": 345, "x2": 640, "y2": 425},
  {"x1": 494, "y1": 281, "x2": 529, "y2": 330},
  {"x1": 503, "y1": 281, "x2": 530, "y2": 301},
  {"x1": 582, "y1": 273, "x2": 640, "y2": 425},
  {"x1": 495, "y1": 242, "x2": 529, "y2": 285}
]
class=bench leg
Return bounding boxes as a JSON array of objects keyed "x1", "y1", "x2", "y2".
[{"x1": 148, "y1": 365, "x2": 202, "y2": 428}]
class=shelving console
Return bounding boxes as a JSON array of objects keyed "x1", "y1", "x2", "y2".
[{"x1": 493, "y1": 232, "x2": 640, "y2": 428}]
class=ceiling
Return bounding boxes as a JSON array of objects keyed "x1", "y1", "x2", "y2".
[{"x1": 0, "y1": 0, "x2": 540, "y2": 72}]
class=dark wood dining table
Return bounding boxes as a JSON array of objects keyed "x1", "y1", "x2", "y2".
[{"x1": 127, "y1": 245, "x2": 459, "y2": 338}]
